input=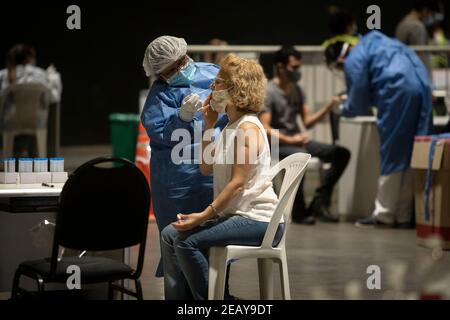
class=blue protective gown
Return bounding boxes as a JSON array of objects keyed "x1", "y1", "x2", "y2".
[
  {"x1": 342, "y1": 31, "x2": 433, "y2": 175},
  {"x1": 141, "y1": 62, "x2": 228, "y2": 276}
]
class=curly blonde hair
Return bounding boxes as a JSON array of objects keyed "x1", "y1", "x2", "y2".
[{"x1": 219, "y1": 54, "x2": 267, "y2": 113}]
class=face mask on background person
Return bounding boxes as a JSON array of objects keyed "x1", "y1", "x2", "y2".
[
  {"x1": 211, "y1": 89, "x2": 231, "y2": 113},
  {"x1": 422, "y1": 14, "x2": 436, "y2": 28},
  {"x1": 286, "y1": 69, "x2": 302, "y2": 83},
  {"x1": 167, "y1": 58, "x2": 196, "y2": 86},
  {"x1": 423, "y1": 12, "x2": 444, "y2": 27},
  {"x1": 433, "y1": 12, "x2": 445, "y2": 24}
]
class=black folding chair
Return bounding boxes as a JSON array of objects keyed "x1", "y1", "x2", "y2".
[{"x1": 11, "y1": 157, "x2": 150, "y2": 300}]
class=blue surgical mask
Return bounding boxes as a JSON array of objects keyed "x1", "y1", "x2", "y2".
[
  {"x1": 435, "y1": 13, "x2": 444, "y2": 23},
  {"x1": 424, "y1": 16, "x2": 435, "y2": 27},
  {"x1": 167, "y1": 59, "x2": 196, "y2": 87}
]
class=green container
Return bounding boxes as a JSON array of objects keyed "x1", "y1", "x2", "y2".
[{"x1": 109, "y1": 113, "x2": 140, "y2": 163}]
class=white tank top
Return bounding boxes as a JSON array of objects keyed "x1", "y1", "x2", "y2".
[{"x1": 213, "y1": 113, "x2": 279, "y2": 223}]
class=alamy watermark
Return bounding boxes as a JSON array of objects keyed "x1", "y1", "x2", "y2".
[
  {"x1": 366, "y1": 5, "x2": 381, "y2": 30},
  {"x1": 66, "y1": 5, "x2": 380, "y2": 31},
  {"x1": 170, "y1": 124, "x2": 280, "y2": 166},
  {"x1": 66, "y1": 265, "x2": 81, "y2": 290},
  {"x1": 366, "y1": 265, "x2": 381, "y2": 290},
  {"x1": 66, "y1": 5, "x2": 81, "y2": 30}
]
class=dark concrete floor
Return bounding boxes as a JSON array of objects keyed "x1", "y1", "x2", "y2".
[
  {"x1": 1, "y1": 145, "x2": 449, "y2": 300},
  {"x1": 134, "y1": 220, "x2": 450, "y2": 300},
  {"x1": 59, "y1": 145, "x2": 450, "y2": 300}
]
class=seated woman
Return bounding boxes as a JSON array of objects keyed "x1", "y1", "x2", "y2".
[{"x1": 160, "y1": 54, "x2": 283, "y2": 300}]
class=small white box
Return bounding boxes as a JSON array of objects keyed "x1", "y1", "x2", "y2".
[
  {"x1": 20, "y1": 172, "x2": 37, "y2": 184},
  {"x1": 19, "y1": 172, "x2": 37, "y2": 184},
  {"x1": 35, "y1": 172, "x2": 52, "y2": 184},
  {"x1": 0, "y1": 172, "x2": 19, "y2": 184},
  {"x1": 52, "y1": 172, "x2": 68, "y2": 183}
]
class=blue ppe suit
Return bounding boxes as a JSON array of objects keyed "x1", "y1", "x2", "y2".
[
  {"x1": 141, "y1": 62, "x2": 228, "y2": 276},
  {"x1": 342, "y1": 31, "x2": 433, "y2": 175}
]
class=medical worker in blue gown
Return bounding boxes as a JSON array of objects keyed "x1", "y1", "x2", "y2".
[
  {"x1": 324, "y1": 31, "x2": 432, "y2": 228},
  {"x1": 141, "y1": 36, "x2": 228, "y2": 276}
]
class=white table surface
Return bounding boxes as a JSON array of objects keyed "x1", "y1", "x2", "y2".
[
  {"x1": 341, "y1": 116, "x2": 377, "y2": 123},
  {"x1": 434, "y1": 115, "x2": 450, "y2": 126},
  {"x1": 338, "y1": 115, "x2": 449, "y2": 218},
  {"x1": 0, "y1": 183, "x2": 65, "y2": 198},
  {"x1": 341, "y1": 115, "x2": 449, "y2": 125}
]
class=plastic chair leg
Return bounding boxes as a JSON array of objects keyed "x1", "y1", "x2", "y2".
[
  {"x1": 208, "y1": 248, "x2": 228, "y2": 300},
  {"x1": 258, "y1": 258, "x2": 274, "y2": 300},
  {"x1": 3, "y1": 132, "x2": 15, "y2": 157},
  {"x1": 279, "y1": 253, "x2": 291, "y2": 300},
  {"x1": 36, "y1": 129, "x2": 47, "y2": 157},
  {"x1": 318, "y1": 163, "x2": 325, "y2": 183}
]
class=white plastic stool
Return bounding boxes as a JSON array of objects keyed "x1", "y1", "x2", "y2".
[{"x1": 208, "y1": 153, "x2": 311, "y2": 300}]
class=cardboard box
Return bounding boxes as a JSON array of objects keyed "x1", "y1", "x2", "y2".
[
  {"x1": 411, "y1": 136, "x2": 450, "y2": 249},
  {"x1": 35, "y1": 172, "x2": 52, "y2": 184},
  {"x1": 51, "y1": 172, "x2": 68, "y2": 183},
  {"x1": 0, "y1": 172, "x2": 19, "y2": 184},
  {"x1": 19, "y1": 172, "x2": 37, "y2": 184}
]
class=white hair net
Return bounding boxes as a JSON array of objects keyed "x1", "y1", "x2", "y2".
[{"x1": 142, "y1": 36, "x2": 188, "y2": 76}]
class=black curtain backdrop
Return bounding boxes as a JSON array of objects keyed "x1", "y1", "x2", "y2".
[{"x1": 1, "y1": 0, "x2": 448, "y2": 145}]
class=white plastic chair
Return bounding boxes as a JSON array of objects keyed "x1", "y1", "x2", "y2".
[
  {"x1": 1, "y1": 83, "x2": 50, "y2": 157},
  {"x1": 208, "y1": 152, "x2": 311, "y2": 300}
]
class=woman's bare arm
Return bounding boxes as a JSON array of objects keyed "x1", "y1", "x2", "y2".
[{"x1": 173, "y1": 122, "x2": 262, "y2": 230}]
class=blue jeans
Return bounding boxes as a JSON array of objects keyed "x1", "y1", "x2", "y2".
[{"x1": 160, "y1": 215, "x2": 284, "y2": 300}]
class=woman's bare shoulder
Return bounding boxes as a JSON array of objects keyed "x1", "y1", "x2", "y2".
[{"x1": 238, "y1": 121, "x2": 259, "y2": 132}]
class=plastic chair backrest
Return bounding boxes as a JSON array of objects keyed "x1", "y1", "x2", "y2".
[
  {"x1": 53, "y1": 157, "x2": 150, "y2": 253},
  {"x1": 261, "y1": 153, "x2": 311, "y2": 249},
  {"x1": 1, "y1": 83, "x2": 50, "y2": 130}
]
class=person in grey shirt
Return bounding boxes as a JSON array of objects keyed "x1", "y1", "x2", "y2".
[
  {"x1": 395, "y1": 0, "x2": 444, "y2": 75},
  {"x1": 260, "y1": 46, "x2": 350, "y2": 224}
]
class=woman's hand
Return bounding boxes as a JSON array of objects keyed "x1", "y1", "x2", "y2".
[
  {"x1": 171, "y1": 212, "x2": 207, "y2": 231},
  {"x1": 201, "y1": 95, "x2": 218, "y2": 129}
]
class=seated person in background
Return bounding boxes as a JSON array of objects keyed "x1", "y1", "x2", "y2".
[
  {"x1": 203, "y1": 38, "x2": 229, "y2": 65},
  {"x1": 0, "y1": 44, "x2": 62, "y2": 157},
  {"x1": 160, "y1": 54, "x2": 283, "y2": 300},
  {"x1": 0, "y1": 43, "x2": 62, "y2": 103},
  {"x1": 260, "y1": 46, "x2": 350, "y2": 225}
]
